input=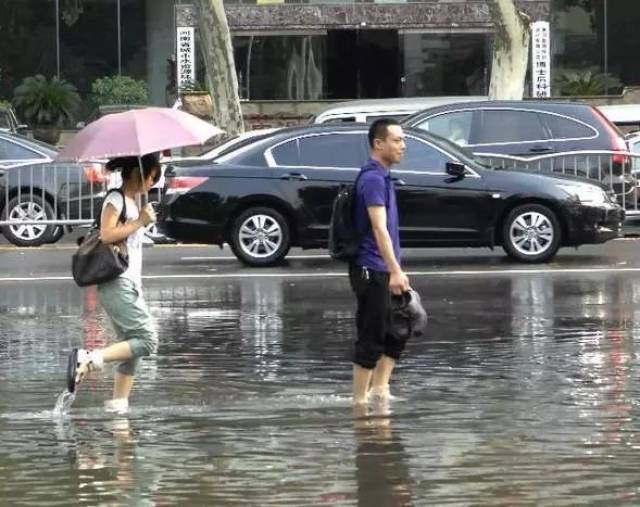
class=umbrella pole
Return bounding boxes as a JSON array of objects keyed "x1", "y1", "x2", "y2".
[{"x1": 138, "y1": 156, "x2": 147, "y2": 209}]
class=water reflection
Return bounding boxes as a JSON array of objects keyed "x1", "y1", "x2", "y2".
[
  {"x1": 353, "y1": 402, "x2": 413, "y2": 507},
  {"x1": 2, "y1": 273, "x2": 640, "y2": 503}
]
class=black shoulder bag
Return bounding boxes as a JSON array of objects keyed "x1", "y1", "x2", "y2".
[{"x1": 71, "y1": 189, "x2": 129, "y2": 287}]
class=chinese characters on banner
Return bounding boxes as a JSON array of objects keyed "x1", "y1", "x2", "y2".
[
  {"x1": 176, "y1": 27, "x2": 195, "y2": 90},
  {"x1": 531, "y1": 21, "x2": 551, "y2": 98}
]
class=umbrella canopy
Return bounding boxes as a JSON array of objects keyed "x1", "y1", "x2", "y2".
[{"x1": 56, "y1": 107, "x2": 223, "y2": 162}]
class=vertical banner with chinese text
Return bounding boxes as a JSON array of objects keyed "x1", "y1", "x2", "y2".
[
  {"x1": 177, "y1": 27, "x2": 196, "y2": 90},
  {"x1": 531, "y1": 21, "x2": 551, "y2": 98}
]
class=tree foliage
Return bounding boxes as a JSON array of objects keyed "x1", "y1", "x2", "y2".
[
  {"x1": 13, "y1": 75, "x2": 80, "y2": 126},
  {"x1": 91, "y1": 75, "x2": 150, "y2": 106}
]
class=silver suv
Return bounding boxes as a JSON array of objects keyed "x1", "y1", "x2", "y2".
[{"x1": 310, "y1": 96, "x2": 487, "y2": 125}]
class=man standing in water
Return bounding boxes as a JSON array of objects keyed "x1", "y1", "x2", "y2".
[{"x1": 350, "y1": 119, "x2": 410, "y2": 405}]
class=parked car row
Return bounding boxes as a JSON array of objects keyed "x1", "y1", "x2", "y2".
[
  {"x1": 1, "y1": 99, "x2": 634, "y2": 259},
  {"x1": 158, "y1": 123, "x2": 625, "y2": 266},
  {"x1": 0, "y1": 132, "x2": 107, "y2": 246}
]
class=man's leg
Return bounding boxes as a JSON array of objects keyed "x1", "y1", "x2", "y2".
[
  {"x1": 370, "y1": 355, "x2": 396, "y2": 396},
  {"x1": 353, "y1": 363, "x2": 373, "y2": 404},
  {"x1": 350, "y1": 267, "x2": 389, "y2": 404}
]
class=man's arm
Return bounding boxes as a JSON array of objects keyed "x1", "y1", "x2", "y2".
[{"x1": 367, "y1": 205, "x2": 409, "y2": 295}]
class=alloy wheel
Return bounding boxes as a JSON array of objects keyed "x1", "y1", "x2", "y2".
[
  {"x1": 238, "y1": 214, "x2": 283, "y2": 259},
  {"x1": 8, "y1": 201, "x2": 48, "y2": 242},
  {"x1": 509, "y1": 211, "x2": 554, "y2": 257}
]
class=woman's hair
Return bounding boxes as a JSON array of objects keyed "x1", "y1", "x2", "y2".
[{"x1": 106, "y1": 153, "x2": 160, "y2": 183}]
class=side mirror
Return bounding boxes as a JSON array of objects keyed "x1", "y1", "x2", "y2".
[
  {"x1": 446, "y1": 162, "x2": 466, "y2": 178},
  {"x1": 16, "y1": 124, "x2": 28, "y2": 133}
]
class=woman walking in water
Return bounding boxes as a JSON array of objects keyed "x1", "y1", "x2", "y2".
[{"x1": 67, "y1": 153, "x2": 160, "y2": 413}]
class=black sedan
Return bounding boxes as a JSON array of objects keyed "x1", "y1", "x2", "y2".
[{"x1": 158, "y1": 125, "x2": 625, "y2": 266}]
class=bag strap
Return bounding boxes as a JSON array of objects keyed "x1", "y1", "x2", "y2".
[{"x1": 96, "y1": 188, "x2": 127, "y2": 227}]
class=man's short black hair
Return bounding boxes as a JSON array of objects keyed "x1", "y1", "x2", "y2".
[{"x1": 368, "y1": 118, "x2": 400, "y2": 148}]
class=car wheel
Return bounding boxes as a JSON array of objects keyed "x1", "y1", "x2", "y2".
[
  {"x1": 1, "y1": 195, "x2": 55, "y2": 247},
  {"x1": 230, "y1": 207, "x2": 290, "y2": 266},
  {"x1": 46, "y1": 226, "x2": 65, "y2": 244},
  {"x1": 145, "y1": 223, "x2": 175, "y2": 244},
  {"x1": 502, "y1": 203, "x2": 561, "y2": 263}
]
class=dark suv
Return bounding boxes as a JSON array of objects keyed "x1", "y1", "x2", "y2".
[
  {"x1": 402, "y1": 100, "x2": 627, "y2": 157},
  {"x1": 402, "y1": 101, "x2": 633, "y2": 202}
]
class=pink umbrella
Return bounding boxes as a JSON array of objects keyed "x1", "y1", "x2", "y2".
[{"x1": 56, "y1": 107, "x2": 224, "y2": 162}]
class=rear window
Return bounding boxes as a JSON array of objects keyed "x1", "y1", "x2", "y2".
[
  {"x1": 475, "y1": 110, "x2": 547, "y2": 144},
  {"x1": 298, "y1": 134, "x2": 365, "y2": 167},
  {"x1": 271, "y1": 139, "x2": 300, "y2": 166},
  {"x1": 542, "y1": 114, "x2": 595, "y2": 139}
]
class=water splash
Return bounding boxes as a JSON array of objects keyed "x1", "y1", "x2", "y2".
[{"x1": 52, "y1": 391, "x2": 75, "y2": 418}]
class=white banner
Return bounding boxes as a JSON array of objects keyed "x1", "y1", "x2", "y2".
[
  {"x1": 531, "y1": 21, "x2": 551, "y2": 98},
  {"x1": 176, "y1": 27, "x2": 196, "y2": 89}
]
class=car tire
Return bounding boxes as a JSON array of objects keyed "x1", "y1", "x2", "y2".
[
  {"x1": 230, "y1": 206, "x2": 290, "y2": 266},
  {"x1": 46, "y1": 226, "x2": 65, "y2": 244},
  {"x1": 502, "y1": 203, "x2": 561, "y2": 263},
  {"x1": 1, "y1": 195, "x2": 56, "y2": 247}
]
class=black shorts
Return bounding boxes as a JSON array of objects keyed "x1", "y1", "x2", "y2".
[{"x1": 349, "y1": 264, "x2": 407, "y2": 369}]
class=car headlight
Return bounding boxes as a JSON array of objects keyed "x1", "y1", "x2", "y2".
[{"x1": 557, "y1": 183, "x2": 609, "y2": 205}]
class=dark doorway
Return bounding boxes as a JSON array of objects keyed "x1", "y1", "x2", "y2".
[
  {"x1": 357, "y1": 29, "x2": 400, "y2": 98},
  {"x1": 327, "y1": 29, "x2": 400, "y2": 100},
  {"x1": 327, "y1": 30, "x2": 358, "y2": 99}
]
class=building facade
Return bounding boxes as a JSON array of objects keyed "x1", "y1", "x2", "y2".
[{"x1": 0, "y1": 1, "x2": 637, "y2": 120}]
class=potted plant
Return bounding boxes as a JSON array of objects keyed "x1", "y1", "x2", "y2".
[
  {"x1": 554, "y1": 71, "x2": 623, "y2": 97},
  {"x1": 91, "y1": 75, "x2": 149, "y2": 116},
  {"x1": 12, "y1": 75, "x2": 80, "y2": 144}
]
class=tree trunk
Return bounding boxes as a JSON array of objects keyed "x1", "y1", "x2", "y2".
[
  {"x1": 194, "y1": 0, "x2": 245, "y2": 136},
  {"x1": 488, "y1": 0, "x2": 531, "y2": 100}
]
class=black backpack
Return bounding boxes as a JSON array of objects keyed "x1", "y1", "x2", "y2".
[{"x1": 328, "y1": 172, "x2": 367, "y2": 262}]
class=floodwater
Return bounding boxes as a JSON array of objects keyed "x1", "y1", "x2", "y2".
[{"x1": 1, "y1": 272, "x2": 640, "y2": 505}]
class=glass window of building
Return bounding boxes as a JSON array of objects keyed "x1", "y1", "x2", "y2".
[
  {"x1": 401, "y1": 33, "x2": 490, "y2": 97},
  {"x1": 0, "y1": 0, "x2": 57, "y2": 100},
  {"x1": 233, "y1": 34, "x2": 327, "y2": 100}
]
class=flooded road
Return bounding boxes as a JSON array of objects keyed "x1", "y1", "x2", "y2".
[{"x1": 2, "y1": 270, "x2": 640, "y2": 505}]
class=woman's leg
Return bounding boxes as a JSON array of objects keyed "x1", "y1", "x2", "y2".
[{"x1": 72, "y1": 278, "x2": 157, "y2": 402}]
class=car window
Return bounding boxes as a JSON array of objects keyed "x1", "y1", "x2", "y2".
[
  {"x1": 319, "y1": 116, "x2": 357, "y2": 124},
  {"x1": 542, "y1": 114, "x2": 594, "y2": 139},
  {"x1": 365, "y1": 114, "x2": 409, "y2": 124},
  {"x1": 475, "y1": 110, "x2": 547, "y2": 144},
  {"x1": 296, "y1": 133, "x2": 365, "y2": 168},
  {"x1": 630, "y1": 138, "x2": 640, "y2": 171},
  {"x1": 417, "y1": 111, "x2": 473, "y2": 146},
  {"x1": 395, "y1": 137, "x2": 453, "y2": 173},
  {"x1": 0, "y1": 112, "x2": 11, "y2": 130},
  {"x1": 0, "y1": 138, "x2": 41, "y2": 160},
  {"x1": 270, "y1": 139, "x2": 301, "y2": 166}
]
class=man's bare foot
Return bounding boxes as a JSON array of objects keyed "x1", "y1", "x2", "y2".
[{"x1": 368, "y1": 385, "x2": 393, "y2": 403}]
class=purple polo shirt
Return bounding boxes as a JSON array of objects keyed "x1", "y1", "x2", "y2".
[{"x1": 354, "y1": 158, "x2": 401, "y2": 272}]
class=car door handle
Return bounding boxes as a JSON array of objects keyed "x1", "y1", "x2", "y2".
[
  {"x1": 392, "y1": 178, "x2": 406, "y2": 186},
  {"x1": 529, "y1": 146, "x2": 553, "y2": 153},
  {"x1": 280, "y1": 172, "x2": 308, "y2": 181}
]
